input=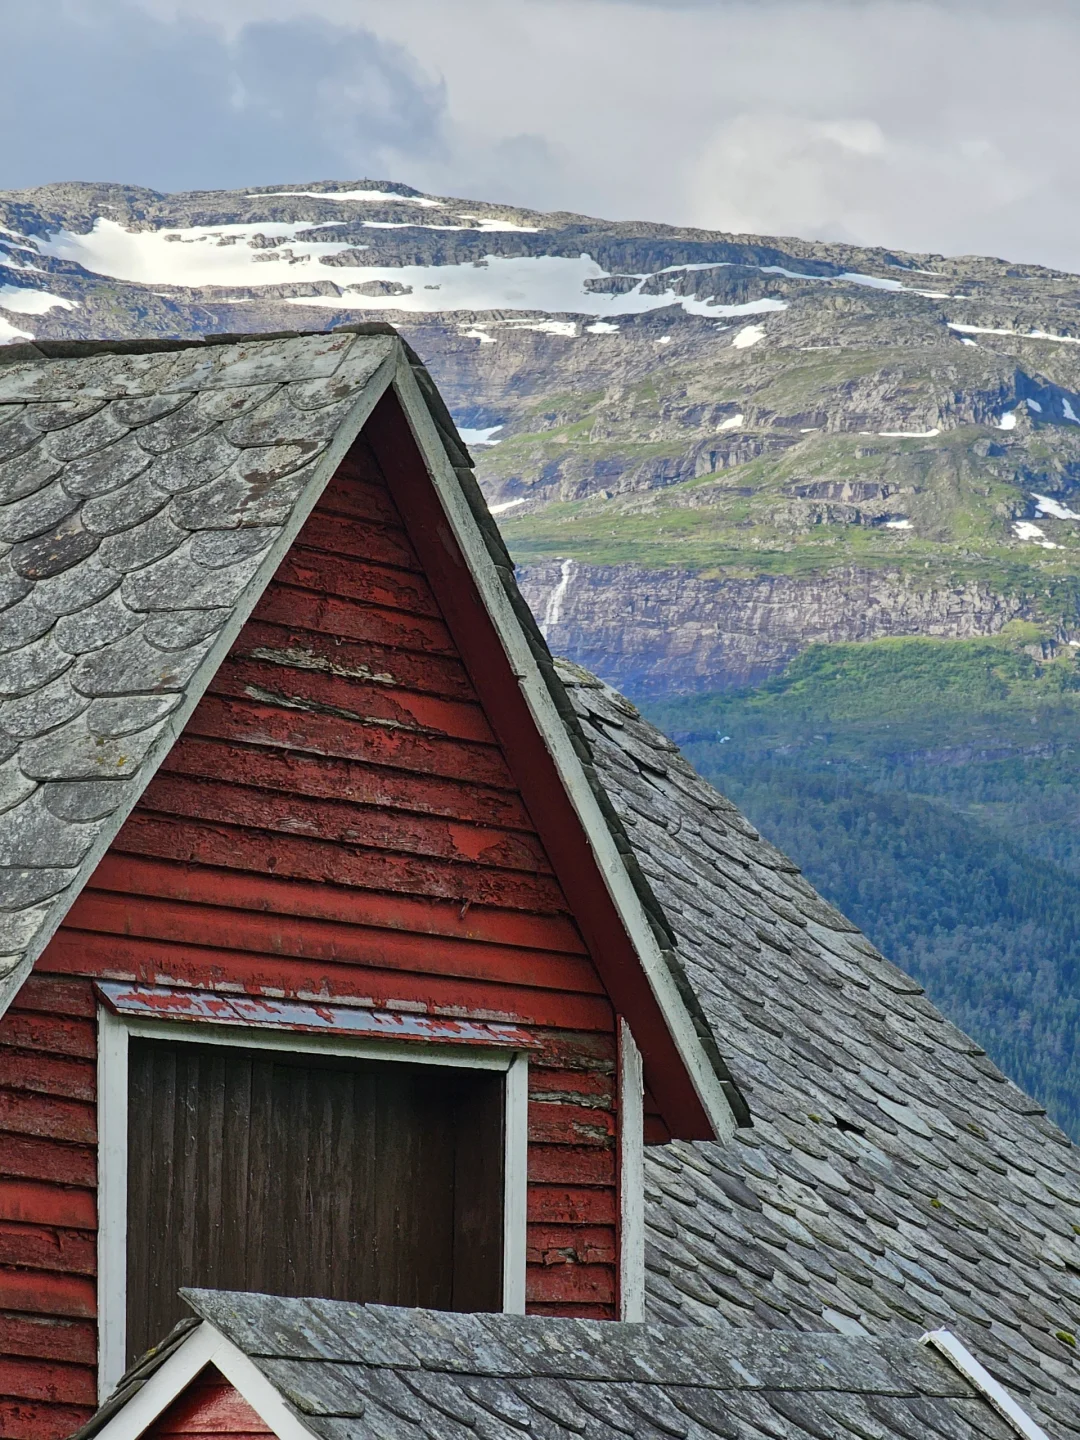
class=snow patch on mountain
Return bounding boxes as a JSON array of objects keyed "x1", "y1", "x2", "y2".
[
  {"x1": 0, "y1": 316, "x2": 33, "y2": 342},
  {"x1": 1034, "y1": 494, "x2": 1080, "y2": 520},
  {"x1": 459, "y1": 426, "x2": 503, "y2": 447},
  {"x1": 22, "y1": 218, "x2": 790, "y2": 323},
  {"x1": 0, "y1": 285, "x2": 77, "y2": 314},
  {"x1": 732, "y1": 324, "x2": 766, "y2": 349}
]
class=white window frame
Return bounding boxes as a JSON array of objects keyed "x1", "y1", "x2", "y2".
[
  {"x1": 97, "y1": 1007, "x2": 528, "y2": 1401},
  {"x1": 618, "y1": 1018, "x2": 645, "y2": 1321}
]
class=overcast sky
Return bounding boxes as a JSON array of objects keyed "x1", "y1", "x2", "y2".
[{"x1": 4, "y1": 0, "x2": 1079, "y2": 271}]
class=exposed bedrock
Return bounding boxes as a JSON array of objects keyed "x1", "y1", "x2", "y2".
[{"x1": 517, "y1": 560, "x2": 1029, "y2": 694}]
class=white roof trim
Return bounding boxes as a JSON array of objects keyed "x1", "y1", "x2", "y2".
[
  {"x1": 89, "y1": 1321, "x2": 315, "y2": 1440},
  {"x1": 390, "y1": 355, "x2": 738, "y2": 1142},
  {"x1": 921, "y1": 1329, "x2": 1052, "y2": 1440}
]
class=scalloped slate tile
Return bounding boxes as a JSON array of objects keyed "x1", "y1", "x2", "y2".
[
  {"x1": 0, "y1": 408, "x2": 41, "y2": 466},
  {"x1": 0, "y1": 674, "x2": 89, "y2": 738},
  {"x1": 81, "y1": 470, "x2": 170, "y2": 534},
  {"x1": 62, "y1": 432, "x2": 155, "y2": 498},
  {"x1": 0, "y1": 787, "x2": 104, "y2": 866},
  {"x1": 0, "y1": 631, "x2": 73, "y2": 697},
  {"x1": 143, "y1": 607, "x2": 230, "y2": 651},
  {"x1": 29, "y1": 397, "x2": 108, "y2": 430},
  {"x1": 10, "y1": 513, "x2": 100, "y2": 580},
  {"x1": 136, "y1": 383, "x2": 279, "y2": 453},
  {"x1": 0, "y1": 450, "x2": 62, "y2": 505},
  {"x1": 18, "y1": 709, "x2": 166, "y2": 780},
  {"x1": 44, "y1": 404, "x2": 129, "y2": 460},
  {"x1": 171, "y1": 452, "x2": 321, "y2": 531},
  {"x1": 31, "y1": 552, "x2": 121, "y2": 615},
  {"x1": 0, "y1": 476, "x2": 81, "y2": 543},
  {"x1": 121, "y1": 538, "x2": 267, "y2": 611},
  {"x1": 0, "y1": 595, "x2": 54, "y2": 652},
  {"x1": 97, "y1": 511, "x2": 188, "y2": 573},
  {"x1": 145, "y1": 428, "x2": 240, "y2": 494},
  {"x1": 0, "y1": 559, "x2": 32, "y2": 612},
  {"x1": 0, "y1": 867, "x2": 75, "y2": 909},
  {"x1": 71, "y1": 629, "x2": 213, "y2": 696},
  {"x1": 85, "y1": 692, "x2": 181, "y2": 736},
  {"x1": 0, "y1": 755, "x2": 36, "y2": 815},
  {"x1": 53, "y1": 588, "x2": 142, "y2": 654},
  {"x1": 41, "y1": 778, "x2": 136, "y2": 823}
]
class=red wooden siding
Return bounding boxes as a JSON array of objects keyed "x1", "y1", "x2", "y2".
[
  {"x1": 4, "y1": 427, "x2": 625, "y2": 1436},
  {"x1": 0, "y1": 977, "x2": 98, "y2": 1440},
  {"x1": 145, "y1": 1367, "x2": 271, "y2": 1440}
]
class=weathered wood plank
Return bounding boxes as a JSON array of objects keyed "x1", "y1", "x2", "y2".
[
  {"x1": 181, "y1": 696, "x2": 514, "y2": 787},
  {"x1": 274, "y1": 549, "x2": 440, "y2": 617},
  {"x1": 137, "y1": 775, "x2": 554, "y2": 873},
  {"x1": 6, "y1": 979, "x2": 95, "y2": 1020},
  {"x1": 210, "y1": 661, "x2": 495, "y2": 744},
  {"x1": 0, "y1": 1014, "x2": 95, "y2": 1061},
  {"x1": 0, "y1": 1314, "x2": 96, "y2": 1366},
  {"x1": 153, "y1": 1378, "x2": 272, "y2": 1435},
  {"x1": 48, "y1": 932, "x2": 615, "y2": 1031},
  {"x1": 255, "y1": 583, "x2": 457, "y2": 657},
  {"x1": 0, "y1": 1267, "x2": 96, "y2": 1319},
  {"x1": 0, "y1": 1092, "x2": 95, "y2": 1145},
  {"x1": 0, "y1": 1397, "x2": 94, "y2": 1440},
  {"x1": 109, "y1": 817, "x2": 572, "y2": 913},
  {"x1": 0, "y1": 1357, "x2": 96, "y2": 1406},
  {"x1": 0, "y1": 1220, "x2": 96, "y2": 1275},
  {"x1": 528, "y1": 1101, "x2": 615, "y2": 1148},
  {"x1": 65, "y1": 896, "x2": 602, "y2": 994},
  {"x1": 527, "y1": 1185, "x2": 617, "y2": 1226},
  {"x1": 86, "y1": 856, "x2": 588, "y2": 955},
  {"x1": 230, "y1": 619, "x2": 476, "y2": 701},
  {"x1": 526, "y1": 1224, "x2": 617, "y2": 1267},
  {"x1": 0, "y1": 1180, "x2": 96, "y2": 1230},
  {"x1": 0, "y1": 1136, "x2": 95, "y2": 1188},
  {"x1": 525, "y1": 1262, "x2": 615, "y2": 1306},
  {"x1": 0, "y1": 1052, "x2": 95, "y2": 1103}
]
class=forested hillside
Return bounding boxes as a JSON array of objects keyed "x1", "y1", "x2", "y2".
[{"x1": 643, "y1": 632, "x2": 1080, "y2": 1136}]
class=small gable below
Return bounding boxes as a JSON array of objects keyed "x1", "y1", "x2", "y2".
[{"x1": 146, "y1": 1368, "x2": 270, "y2": 1440}]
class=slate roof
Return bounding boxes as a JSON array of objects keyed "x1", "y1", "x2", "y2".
[
  {"x1": 83, "y1": 1289, "x2": 1016, "y2": 1440},
  {"x1": 556, "y1": 662, "x2": 1080, "y2": 1438}
]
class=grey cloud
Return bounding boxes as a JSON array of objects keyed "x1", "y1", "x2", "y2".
[
  {"x1": 0, "y1": 3, "x2": 446, "y2": 191},
  {"x1": 4, "y1": 0, "x2": 1080, "y2": 272}
]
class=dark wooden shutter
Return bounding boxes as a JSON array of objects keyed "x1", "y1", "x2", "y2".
[{"x1": 126, "y1": 1039, "x2": 504, "y2": 1361}]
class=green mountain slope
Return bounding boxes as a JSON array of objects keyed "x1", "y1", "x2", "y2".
[{"x1": 641, "y1": 632, "x2": 1080, "y2": 1136}]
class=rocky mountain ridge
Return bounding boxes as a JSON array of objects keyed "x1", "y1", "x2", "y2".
[{"x1": 4, "y1": 178, "x2": 1080, "y2": 691}]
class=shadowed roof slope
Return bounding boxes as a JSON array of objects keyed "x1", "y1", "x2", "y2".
[
  {"x1": 77, "y1": 1289, "x2": 1015, "y2": 1440},
  {"x1": 557, "y1": 660, "x2": 1080, "y2": 1438}
]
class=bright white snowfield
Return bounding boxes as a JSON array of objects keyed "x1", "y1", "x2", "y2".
[
  {"x1": 19, "y1": 217, "x2": 790, "y2": 323},
  {"x1": 0, "y1": 284, "x2": 77, "y2": 314}
]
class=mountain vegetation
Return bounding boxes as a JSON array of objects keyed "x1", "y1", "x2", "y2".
[{"x1": 641, "y1": 630, "x2": 1080, "y2": 1136}]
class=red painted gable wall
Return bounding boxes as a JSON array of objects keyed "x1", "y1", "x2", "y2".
[
  {"x1": 146, "y1": 1367, "x2": 271, "y2": 1440},
  {"x1": 0, "y1": 434, "x2": 622, "y2": 1438}
]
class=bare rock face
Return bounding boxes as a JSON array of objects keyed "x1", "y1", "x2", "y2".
[{"x1": 518, "y1": 560, "x2": 1028, "y2": 694}]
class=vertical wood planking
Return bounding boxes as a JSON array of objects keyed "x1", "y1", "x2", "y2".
[{"x1": 124, "y1": 1042, "x2": 505, "y2": 1361}]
